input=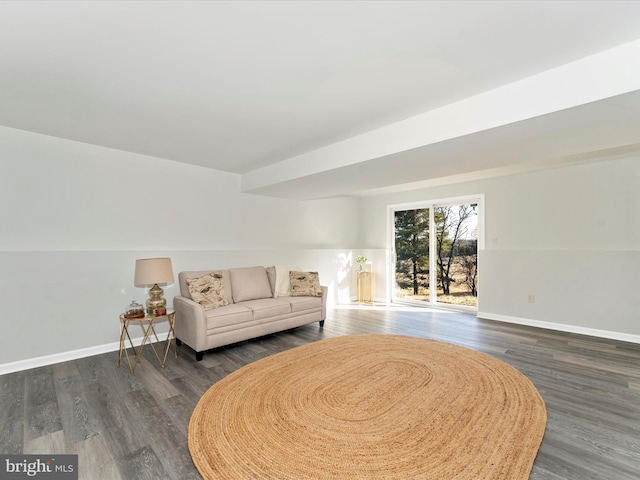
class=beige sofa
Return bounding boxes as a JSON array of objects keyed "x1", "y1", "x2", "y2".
[{"x1": 174, "y1": 266, "x2": 327, "y2": 360}]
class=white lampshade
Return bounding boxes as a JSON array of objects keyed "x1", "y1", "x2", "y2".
[{"x1": 134, "y1": 258, "x2": 174, "y2": 287}]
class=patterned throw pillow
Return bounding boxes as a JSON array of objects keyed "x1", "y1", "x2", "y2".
[
  {"x1": 289, "y1": 271, "x2": 322, "y2": 297},
  {"x1": 186, "y1": 273, "x2": 229, "y2": 310}
]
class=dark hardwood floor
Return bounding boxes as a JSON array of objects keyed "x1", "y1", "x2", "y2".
[{"x1": 1, "y1": 304, "x2": 639, "y2": 479}]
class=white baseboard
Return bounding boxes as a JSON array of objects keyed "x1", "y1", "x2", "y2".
[
  {"x1": 0, "y1": 335, "x2": 147, "y2": 376},
  {"x1": 4, "y1": 311, "x2": 639, "y2": 375},
  {"x1": 477, "y1": 311, "x2": 640, "y2": 345}
]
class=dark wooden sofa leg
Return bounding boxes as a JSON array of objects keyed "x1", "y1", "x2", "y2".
[
  {"x1": 175, "y1": 338, "x2": 182, "y2": 346},
  {"x1": 319, "y1": 320, "x2": 325, "y2": 327},
  {"x1": 196, "y1": 351, "x2": 204, "y2": 361}
]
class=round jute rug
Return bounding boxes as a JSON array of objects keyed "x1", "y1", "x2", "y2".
[{"x1": 188, "y1": 334, "x2": 546, "y2": 479}]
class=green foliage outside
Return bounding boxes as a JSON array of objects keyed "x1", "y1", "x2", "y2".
[
  {"x1": 395, "y1": 204, "x2": 478, "y2": 306},
  {"x1": 394, "y1": 209, "x2": 429, "y2": 296}
]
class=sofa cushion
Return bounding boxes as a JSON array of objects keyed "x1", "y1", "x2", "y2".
[
  {"x1": 285, "y1": 295, "x2": 323, "y2": 313},
  {"x1": 179, "y1": 270, "x2": 233, "y2": 304},
  {"x1": 204, "y1": 303, "x2": 254, "y2": 330},
  {"x1": 289, "y1": 271, "x2": 322, "y2": 297},
  {"x1": 229, "y1": 266, "x2": 273, "y2": 302},
  {"x1": 186, "y1": 273, "x2": 229, "y2": 310},
  {"x1": 241, "y1": 298, "x2": 291, "y2": 320}
]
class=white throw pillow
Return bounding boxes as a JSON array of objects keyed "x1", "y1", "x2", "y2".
[{"x1": 274, "y1": 264, "x2": 301, "y2": 297}]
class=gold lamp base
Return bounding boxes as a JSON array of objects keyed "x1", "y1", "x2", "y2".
[{"x1": 146, "y1": 283, "x2": 167, "y2": 315}]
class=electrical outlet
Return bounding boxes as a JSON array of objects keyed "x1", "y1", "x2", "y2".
[{"x1": 527, "y1": 294, "x2": 535, "y2": 303}]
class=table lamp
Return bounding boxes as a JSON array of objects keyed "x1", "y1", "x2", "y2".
[{"x1": 134, "y1": 257, "x2": 174, "y2": 315}]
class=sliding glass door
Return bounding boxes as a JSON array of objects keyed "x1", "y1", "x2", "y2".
[
  {"x1": 394, "y1": 208, "x2": 431, "y2": 302},
  {"x1": 391, "y1": 196, "x2": 481, "y2": 309}
]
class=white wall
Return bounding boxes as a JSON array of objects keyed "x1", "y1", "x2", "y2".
[
  {"x1": 0, "y1": 126, "x2": 359, "y2": 370},
  {"x1": 3, "y1": 124, "x2": 639, "y2": 371},
  {"x1": 357, "y1": 155, "x2": 640, "y2": 342}
]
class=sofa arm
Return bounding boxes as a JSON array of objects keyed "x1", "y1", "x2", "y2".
[
  {"x1": 174, "y1": 295, "x2": 208, "y2": 353},
  {"x1": 321, "y1": 286, "x2": 328, "y2": 321}
]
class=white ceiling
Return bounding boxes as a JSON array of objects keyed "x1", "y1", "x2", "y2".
[{"x1": 1, "y1": 1, "x2": 640, "y2": 199}]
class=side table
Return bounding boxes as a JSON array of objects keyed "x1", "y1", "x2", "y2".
[
  {"x1": 357, "y1": 271, "x2": 374, "y2": 304},
  {"x1": 118, "y1": 309, "x2": 177, "y2": 373}
]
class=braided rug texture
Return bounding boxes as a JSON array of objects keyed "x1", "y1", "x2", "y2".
[{"x1": 188, "y1": 334, "x2": 546, "y2": 479}]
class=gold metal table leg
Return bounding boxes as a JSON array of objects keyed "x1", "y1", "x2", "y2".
[{"x1": 117, "y1": 311, "x2": 178, "y2": 373}]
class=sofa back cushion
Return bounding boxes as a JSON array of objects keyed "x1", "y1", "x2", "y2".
[
  {"x1": 266, "y1": 266, "x2": 276, "y2": 296},
  {"x1": 178, "y1": 270, "x2": 234, "y2": 305},
  {"x1": 229, "y1": 266, "x2": 273, "y2": 302}
]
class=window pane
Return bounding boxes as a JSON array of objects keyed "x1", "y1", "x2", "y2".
[
  {"x1": 434, "y1": 204, "x2": 478, "y2": 307},
  {"x1": 394, "y1": 208, "x2": 430, "y2": 303}
]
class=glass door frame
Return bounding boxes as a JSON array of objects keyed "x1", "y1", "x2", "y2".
[{"x1": 386, "y1": 194, "x2": 484, "y2": 311}]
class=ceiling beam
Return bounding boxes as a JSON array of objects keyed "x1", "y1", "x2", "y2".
[{"x1": 242, "y1": 40, "x2": 640, "y2": 198}]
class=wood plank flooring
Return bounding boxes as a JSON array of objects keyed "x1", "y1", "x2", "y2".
[{"x1": 1, "y1": 304, "x2": 639, "y2": 479}]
